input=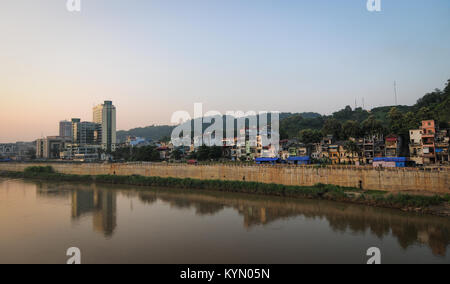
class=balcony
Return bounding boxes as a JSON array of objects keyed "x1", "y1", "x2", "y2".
[{"x1": 422, "y1": 133, "x2": 435, "y2": 138}]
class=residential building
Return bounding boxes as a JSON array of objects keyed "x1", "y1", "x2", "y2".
[
  {"x1": 363, "y1": 135, "x2": 385, "y2": 164},
  {"x1": 0, "y1": 144, "x2": 17, "y2": 158},
  {"x1": 408, "y1": 120, "x2": 449, "y2": 165},
  {"x1": 409, "y1": 129, "x2": 423, "y2": 165},
  {"x1": 421, "y1": 120, "x2": 437, "y2": 164},
  {"x1": 36, "y1": 136, "x2": 72, "y2": 159},
  {"x1": 435, "y1": 129, "x2": 449, "y2": 164},
  {"x1": 385, "y1": 134, "x2": 402, "y2": 157},
  {"x1": 1, "y1": 142, "x2": 36, "y2": 160},
  {"x1": 93, "y1": 101, "x2": 117, "y2": 152}
]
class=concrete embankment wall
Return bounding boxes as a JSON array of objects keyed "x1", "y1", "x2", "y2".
[{"x1": 0, "y1": 163, "x2": 448, "y2": 194}]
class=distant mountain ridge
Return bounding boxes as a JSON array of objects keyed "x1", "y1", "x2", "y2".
[
  {"x1": 117, "y1": 112, "x2": 320, "y2": 142},
  {"x1": 117, "y1": 79, "x2": 450, "y2": 142}
]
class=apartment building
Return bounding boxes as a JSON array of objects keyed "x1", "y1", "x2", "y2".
[
  {"x1": 36, "y1": 136, "x2": 72, "y2": 159},
  {"x1": 409, "y1": 120, "x2": 449, "y2": 165}
]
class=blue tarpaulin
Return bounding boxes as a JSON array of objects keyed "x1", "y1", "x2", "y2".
[
  {"x1": 288, "y1": 156, "x2": 311, "y2": 165},
  {"x1": 255, "y1": 158, "x2": 280, "y2": 164},
  {"x1": 373, "y1": 157, "x2": 407, "y2": 162}
]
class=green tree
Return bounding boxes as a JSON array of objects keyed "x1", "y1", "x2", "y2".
[
  {"x1": 388, "y1": 107, "x2": 406, "y2": 135},
  {"x1": 133, "y1": 146, "x2": 160, "y2": 161},
  {"x1": 299, "y1": 129, "x2": 323, "y2": 144},
  {"x1": 322, "y1": 118, "x2": 342, "y2": 140},
  {"x1": 342, "y1": 120, "x2": 361, "y2": 139},
  {"x1": 197, "y1": 145, "x2": 210, "y2": 161},
  {"x1": 362, "y1": 115, "x2": 384, "y2": 136},
  {"x1": 170, "y1": 148, "x2": 183, "y2": 160},
  {"x1": 209, "y1": 146, "x2": 223, "y2": 160}
]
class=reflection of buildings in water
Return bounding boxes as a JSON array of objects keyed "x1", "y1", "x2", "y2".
[
  {"x1": 35, "y1": 183, "x2": 70, "y2": 199},
  {"x1": 71, "y1": 189, "x2": 117, "y2": 237},
  {"x1": 139, "y1": 193, "x2": 225, "y2": 215},
  {"x1": 138, "y1": 190, "x2": 450, "y2": 256}
]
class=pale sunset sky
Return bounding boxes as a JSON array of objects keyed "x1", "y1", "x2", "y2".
[{"x1": 0, "y1": 0, "x2": 449, "y2": 142}]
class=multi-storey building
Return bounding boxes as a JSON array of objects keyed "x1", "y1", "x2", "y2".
[
  {"x1": 93, "y1": 101, "x2": 117, "y2": 152},
  {"x1": 0, "y1": 144, "x2": 17, "y2": 158},
  {"x1": 72, "y1": 120, "x2": 101, "y2": 145},
  {"x1": 409, "y1": 120, "x2": 449, "y2": 165},
  {"x1": 36, "y1": 136, "x2": 72, "y2": 159},
  {"x1": 435, "y1": 129, "x2": 449, "y2": 164},
  {"x1": 363, "y1": 135, "x2": 384, "y2": 164},
  {"x1": 409, "y1": 129, "x2": 423, "y2": 165},
  {"x1": 385, "y1": 134, "x2": 402, "y2": 157},
  {"x1": 421, "y1": 120, "x2": 437, "y2": 164},
  {"x1": 59, "y1": 120, "x2": 73, "y2": 139}
]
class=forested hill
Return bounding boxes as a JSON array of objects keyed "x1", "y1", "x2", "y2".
[{"x1": 118, "y1": 79, "x2": 450, "y2": 142}]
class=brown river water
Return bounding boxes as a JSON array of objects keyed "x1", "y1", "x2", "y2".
[{"x1": 0, "y1": 178, "x2": 449, "y2": 264}]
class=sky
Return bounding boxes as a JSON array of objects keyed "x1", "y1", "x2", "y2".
[{"x1": 0, "y1": 0, "x2": 449, "y2": 142}]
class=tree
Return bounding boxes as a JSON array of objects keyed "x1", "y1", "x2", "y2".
[
  {"x1": 388, "y1": 107, "x2": 406, "y2": 136},
  {"x1": 209, "y1": 146, "x2": 223, "y2": 160},
  {"x1": 362, "y1": 115, "x2": 384, "y2": 136},
  {"x1": 170, "y1": 148, "x2": 183, "y2": 160},
  {"x1": 299, "y1": 129, "x2": 323, "y2": 144},
  {"x1": 197, "y1": 145, "x2": 210, "y2": 161},
  {"x1": 342, "y1": 120, "x2": 361, "y2": 139},
  {"x1": 322, "y1": 118, "x2": 342, "y2": 140},
  {"x1": 133, "y1": 146, "x2": 160, "y2": 161}
]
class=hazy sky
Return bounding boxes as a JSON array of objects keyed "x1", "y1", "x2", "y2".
[{"x1": 0, "y1": 0, "x2": 449, "y2": 142}]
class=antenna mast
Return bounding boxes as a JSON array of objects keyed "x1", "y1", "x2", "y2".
[{"x1": 394, "y1": 81, "x2": 398, "y2": 105}]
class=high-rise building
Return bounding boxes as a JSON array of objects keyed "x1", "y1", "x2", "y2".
[
  {"x1": 59, "y1": 120, "x2": 73, "y2": 139},
  {"x1": 72, "y1": 120, "x2": 101, "y2": 145},
  {"x1": 93, "y1": 101, "x2": 116, "y2": 152}
]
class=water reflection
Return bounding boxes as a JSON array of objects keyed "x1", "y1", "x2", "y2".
[
  {"x1": 36, "y1": 183, "x2": 117, "y2": 237},
  {"x1": 138, "y1": 189, "x2": 450, "y2": 256},
  {"x1": 31, "y1": 181, "x2": 450, "y2": 258}
]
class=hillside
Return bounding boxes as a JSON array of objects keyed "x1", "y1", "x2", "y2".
[{"x1": 117, "y1": 79, "x2": 449, "y2": 142}]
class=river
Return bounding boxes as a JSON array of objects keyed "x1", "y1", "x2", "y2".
[{"x1": 0, "y1": 178, "x2": 449, "y2": 264}]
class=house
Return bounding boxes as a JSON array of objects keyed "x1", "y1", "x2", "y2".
[
  {"x1": 435, "y1": 129, "x2": 449, "y2": 164},
  {"x1": 421, "y1": 120, "x2": 437, "y2": 164},
  {"x1": 408, "y1": 120, "x2": 449, "y2": 165},
  {"x1": 385, "y1": 134, "x2": 402, "y2": 157},
  {"x1": 363, "y1": 135, "x2": 385, "y2": 164},
  {"x1": 409, "y1": 129, "x2": 423, "y2": 165}
]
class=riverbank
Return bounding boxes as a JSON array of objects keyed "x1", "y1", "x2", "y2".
[
  {"x1": 1, "y1": 166, "x2": 449, "y2": 217},
  {"x1": 0, "y1": 162, "x2": 448, "y2": 194}
]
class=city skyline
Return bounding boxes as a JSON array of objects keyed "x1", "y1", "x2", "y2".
[{"x1": 1, "y1": 0, "x2": 450, "y2": 143}]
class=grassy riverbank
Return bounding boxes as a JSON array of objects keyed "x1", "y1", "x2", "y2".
[{"x1": 1, "y1": 166, "x2": 449, "y2": 216}]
